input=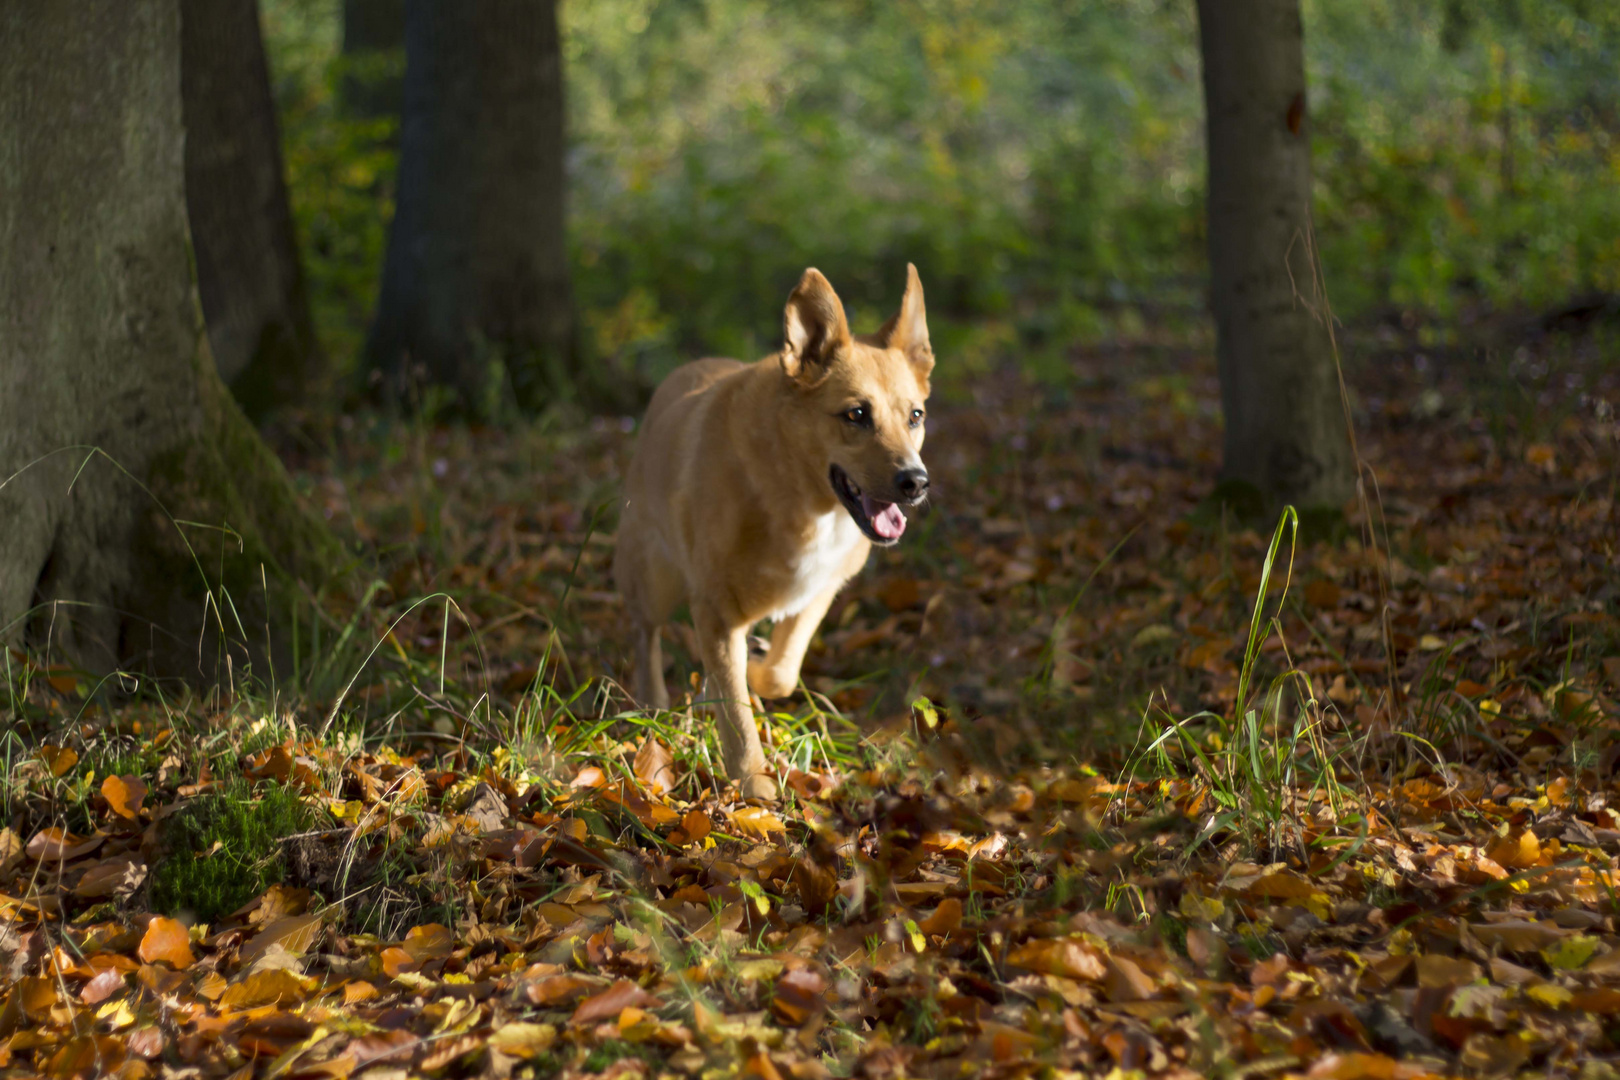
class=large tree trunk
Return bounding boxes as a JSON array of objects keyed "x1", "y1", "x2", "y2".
[
  {"x1": 364, "y1": 0, "x2": 574, "y2": 412},
  {"x1": 1197, "y1": 0, "x2": 1352, "y2": 514},
  {"x1": 181, "y1": 0, "x2": 324, "y2": 419},
  {"x1": 1, "y1": 0, "x2": 341, "y2": 683},
  {"x1": 341, "y1": 0, "x2": 405, "y2": 119}
]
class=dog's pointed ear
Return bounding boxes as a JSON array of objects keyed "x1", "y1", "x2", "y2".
[
  {"x1": 877, "y1": 263, "x2": 933, "y2": 379},
  {"x1": 782, "y1": 268, "x2": 851, "y2": 384}
]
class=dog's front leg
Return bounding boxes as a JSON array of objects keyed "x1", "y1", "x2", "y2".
[
  {"x1": 748, "y1": 585, "x2": 839, "y2": 700},
  {"x1": 695, "y1": 607, "x2": 776, "y2": 801}
]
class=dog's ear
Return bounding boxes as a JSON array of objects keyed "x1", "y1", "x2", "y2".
[
  {"x1": 876, "y1": 263, "x2": 933, "y2": 380},
  {"x1": 782, "y1": 268, "x2": 851, "y2": 384}
]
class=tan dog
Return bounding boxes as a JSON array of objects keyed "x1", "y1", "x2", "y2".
[{"x1": 613, "y1": 265, "x2": 934, "y2": 799}]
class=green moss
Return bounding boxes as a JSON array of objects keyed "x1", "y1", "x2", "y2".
[{"x1": 149, "y1": 779, "x2": 320, "y2": 922}]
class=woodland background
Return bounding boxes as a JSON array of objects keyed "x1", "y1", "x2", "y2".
[{"x1": 1, "y1": 2, "x2": 1618, "y2": 1079}]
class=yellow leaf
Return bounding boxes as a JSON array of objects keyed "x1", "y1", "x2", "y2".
[
  {"x1": 1543, "y1": 935, "x2": 1600, "y2": 971},
  {"x1": 728, "y1": 806, "x2": 787, "y2": 839},
  {"x1": 489, "y1": 1023, "x2": 558, "y2": 1058},
  {"x1": 219, "y1": 968, "x2": 311, "y2": 1010},
  {"x1": 1527, "y1": 982, "x2": 1573, "y2": 1008}
]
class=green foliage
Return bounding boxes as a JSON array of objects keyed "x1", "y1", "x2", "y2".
[
  {"x1": 262, "y1": 0, "x2": 398, "y2": 369},
  {"x1": 149, "y1": 779, "x2": 320, "y2": 923},
  {"x1": 262, "y1": 0, "x2": 1620, "y2": 395}
]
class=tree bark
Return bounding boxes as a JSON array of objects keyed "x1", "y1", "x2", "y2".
[
  {"x1": 181, "y1": 0, "x2": 324, "y2": 419},
  {"x1": 341, "y1": 0, "x2": 405, "y2": 118},
  {"x1": 365, "y1": 0, "x2": 574, "y2": 412},
  {"x1": 1197, "y1": 0, "x2": 1352, "y2": 514},
  {"x1": 1, "y1": 0, "x2": 342, "y2": 683}
]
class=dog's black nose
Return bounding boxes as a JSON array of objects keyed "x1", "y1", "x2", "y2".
[{"x1": 895, "y1": 467, "x2": 929, "y2": 500}]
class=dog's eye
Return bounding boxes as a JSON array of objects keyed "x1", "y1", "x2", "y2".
[
  {"x1": 844, "y1": 406, "x2": 868, "y2": 425},
  {"x1": 909, "y1": 408, "x2": 925, "y2": 427}
]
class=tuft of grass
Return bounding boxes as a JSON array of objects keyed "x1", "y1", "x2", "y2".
[{"x1": 149, "y1": 779, "x2": 321, "y2": 923}]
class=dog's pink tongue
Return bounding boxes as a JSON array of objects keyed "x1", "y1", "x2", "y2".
[{"x1": 862, "y1": 496, "x2": 906, "y2": 540}]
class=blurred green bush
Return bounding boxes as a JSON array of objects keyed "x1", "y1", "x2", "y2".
[{"x1": 262, "y1": 0, "x2": 1620, "y2": 393}]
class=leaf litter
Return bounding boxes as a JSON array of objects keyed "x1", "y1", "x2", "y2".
[{"x1": 1, "y1": 337, "x2": 1618, "y2": 1077}]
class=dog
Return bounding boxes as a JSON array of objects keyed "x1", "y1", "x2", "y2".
[{"x1": 613, "y1": 265, "x2": 934, "y2": 799}]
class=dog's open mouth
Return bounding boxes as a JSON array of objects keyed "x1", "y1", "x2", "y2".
[{"x1": 829, "y1": 465, "x2": 907, "y2": 544}]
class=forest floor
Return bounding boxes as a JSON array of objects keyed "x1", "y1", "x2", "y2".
[{"x1": 2, "y1": 316, "x2": 1619, "y2": 1080}]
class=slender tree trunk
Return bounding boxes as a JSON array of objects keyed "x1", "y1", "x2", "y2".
[
  {"x1": 1, "y1": 0, "x2": 341, "y2": 683},
  {"x1": 1197, "y1": 0, "x2": 1352, "y2": 513},
  {"x1": 181, "y1": 0, "x2": 324, "y2": 419},
  {"x1": 365, "y1": 0, "x2": 573, "y2": 412},
  {"x1": 341, "y1": 0, "x2": 405, "y2": 119}
]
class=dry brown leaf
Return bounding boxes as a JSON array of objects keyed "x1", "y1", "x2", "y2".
[
  {"x1": 239, "y1": 913, "x2": 322, "y2": 966},
  {"x1": 633, "y1": 736, "x2": 676, "y2": 793},
  {"x1": 1103, "y1": 954, "x2": 1157, "y2": 1002},
  {"x1": 771, "y1": 968, "x2": 827, "y2": 1025},
  {"x1": 1415, "y1": 953, "x2": 1480, "y2": 988},
  {"x1": 1006, "y1": 938, "x2": 1106, "y2": 981},
  {"x1": 26, "y1": 827, "x2": 103, "y2": 862},
  {"x1": 571, "y1": 978, "x2": 661, "y2": 1025},
  {"x1": 218, "y1": 967, "x2": 311, "y2": 1009}
]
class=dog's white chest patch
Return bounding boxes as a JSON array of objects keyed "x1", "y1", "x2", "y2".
[{"x1": 769, "y1": 510, "x2": 862, "y2": 621}]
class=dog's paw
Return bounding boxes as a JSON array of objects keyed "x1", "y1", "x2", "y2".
[
  {"x1": 747, "y1": 659, "x2": 797, "y2": 701},
  {"x1": 740, "y1": 772, "x2": 779, "y2": 803}
]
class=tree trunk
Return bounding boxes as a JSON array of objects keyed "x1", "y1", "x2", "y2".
[
  {"x1": 365, "y1": 0, "x2": 574, "y2": 412},
  {"x1": 181, "y1": 0, "x2": 324, "y2": 419},
  {"x1": 1197, "y1": 0, "x2": 1352, "y2": 514},
  {"x1": 341, "y1": 0, "x2": 405, "y2": 118},
  {"x1": 1, "y1": 0, "x2": 341, "y2": 684}
]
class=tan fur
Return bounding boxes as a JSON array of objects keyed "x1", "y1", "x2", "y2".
[{"x1": 613, "y1": 265, "x2": 934, "y2": 799}]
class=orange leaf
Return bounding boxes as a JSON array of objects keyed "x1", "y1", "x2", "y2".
[
  {"x1": 918, "y1": 897, "x2": 963, "y2": 936},
  {"x1": 672, "y1": 808, "x2": 711, "y2": 846},
  {"x1": 344, "y1": 980, "x2": 380, "y2": 1004},
  {"x1": 1485, "y1": 829, "x2": 1541, "y2": 870},
  {"x1": 101, "y1": 774, "x2": 147, "y2": 819},
  {"x1": 40, "y1": 744, "x2": 79, "y2": 777},
  {"x1": 572, "y1": 765, "x2": 607, "y2": 789},
  {"x1": 526, "y1": 973, "x2": 593, "y2": 1006},
  {"x1": 379, "y1": 946, "x2": 415, "y2": 978},
  {"x1": 571, "y1": 978, "x2": 661, "y2": 1025},
  {"x1": 402, "y1": 922, "x2": 454, "y2": 963},
  {"x1": 138, "y1": 916, "x2": 194, "y2": 970}
]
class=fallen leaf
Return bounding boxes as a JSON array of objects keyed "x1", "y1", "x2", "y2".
[
  {"x1": 101, "y1": 774, "x2": 147, "y2": 819},
  {"x1": 771, "y1": 968, "x2": 827, "y2": 1025},
  {"x1": 219, "y1": 967, "x2": 311, "y2": 1009},
  {"x1": 489, "y1": 1022, "x2": 559, "y2": 1058},
  {"x1": 402, "y1": 922, "x2": 454, "y2": 963},
  {"x1": 633, "y1": 736, "x2": 676, "y2": 793},
  {"x1": 137, "y1": 917, "x2": 194, "y2": 970},
  {"x1": 729, "y1": 805, "x2": 787, "y2": 839},
  {"x1": 571, "y1": 978, "x2": 661, "y2": 1025},
  {"x1": 1006, "y1": 938, "x2": 1106, "y2": 981}
]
